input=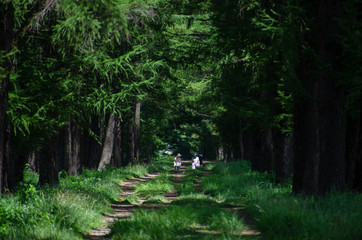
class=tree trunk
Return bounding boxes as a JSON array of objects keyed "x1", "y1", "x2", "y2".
[
  {"x1": 27, "y1": 151, "x2": 39, "y2": 173},
  {"x1": 316, "y1": 0, "x2": 345, "y2": 194},
  {"x1": 2, "y1": 124, "x2": 13, "y2": 190},
  {"x1": 293, "y1": 89, "x2": 320, "y2": 195},
  {"x1": 274, "y1": 132, "x2": 293, "y2": 183},
  {"x1": 250, "y1": 129, "x2": 273, "y2": 173},
  {"x1": 113, "y1": 115, "x2": 122, "y2": 167},
  {"x1": 293, "y1": 0, "x2": 344, "y2": 195},
  {"x1": 347, "y1": 98, "x2": 362, "y2": 192},
  {"x1": 134, "y1": 101, "x2": 141, "y2": 162},
  {"x1": 128, "y1": 101, "x2": 141, "y2": 165},
  {"x1": 98, "y1": 114, "x2": 116, "y2": 171},
  {"x1": 239, "y1": 122, "x2": 245, "y2": 160},
  {"x1": 66, "y1": 120, "x2": 81, "y2": 176},
  {"x1": 0, "y1": 2, "x2": 14, "y2": 193},
  {"x1": 39, "y1": 134, "x2": 60, "y2": 185},
  {"x1": 345, "y1": 115, "x2": 359, "y2": 188},
  {"x1": 83, "y1": 116, "x2": 104, "y2": 169}
]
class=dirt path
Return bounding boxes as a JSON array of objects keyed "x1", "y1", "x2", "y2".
[
  {"x1": 85, "y1": 161, "x2": 191, "y2": 240},
  {"x1": 86, "y1": 173, "x2": 160, "y2": 240},
  {"x1": 85, "y1": 160, "x2": 260, "y2": 239}
]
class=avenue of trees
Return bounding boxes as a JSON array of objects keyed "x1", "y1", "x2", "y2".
[{"x1": 1, "y1": 0, "x2": 361, "y2": 195}]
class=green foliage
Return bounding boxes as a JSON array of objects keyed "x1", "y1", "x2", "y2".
[
  {"x1": 22, "y1": 164, "x2": 39, "y2": 186},
  {"x1": 202, "y1": 160, "x2": 362, "y2": 240},
  {"x1": 147, "y1": 156, "x2": 175, "y2": 172},
  {"x1": 248, "y1": 192, "x2": 362, "y2": 240},
  {"x1": 0, "y1": 163, "x2": 160, "y2": 239},
  {"x1": 0, "y1": 187, "x2": 101, "y2": 240}
]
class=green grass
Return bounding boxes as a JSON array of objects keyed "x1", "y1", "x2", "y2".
[
  {"x1": 110, "y1": 205, "x2": 248, "y2": 240},
  {"x1": 3, "y1": 158, "x2": 361, "y2": 239},
  {"x1": 109, "y1": 164, "x2": 252, "y2": 240},
  {"x1": 142, "y1": 195, "x2": 169, "y2": 204},
  {"x1": 0, "y1": 157, "x2": 172, "y2": 239},
  {"x1": 176, "y1": 168, "x2": 203, "y2": 195},
  {"x1": 135, "y1": 172, "x2": 174, "y2": 197},
  {"x1": 202, "y1": 161, "x2": 362, "y2": 240}
]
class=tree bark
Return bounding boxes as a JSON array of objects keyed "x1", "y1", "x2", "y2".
[
  {"x1": 0, "y1": 2, "x2": 14, "y2": 193},
  {"x1": 316, "y1": 0, "x2": 345, "y2": 194},
  {"x1": 345, "y1": 115, "x2": 359, "y2": 188},
  {"x1": 66, "y1": 120, "x2": 81, "y2": 176},
  {"x1": 250, "y1": 129, "x2": 274, "y2": 173},
  {"x1": 128, "y1": 101, "x2": 141, "y2": 165},
  {"x1": 2, "y1": 124, "x2": 13, "y2": 190},
  {"x1": 274, "y1": 132, "x2": 293, "y2": 183},
  {"x1": 97, "y1": 114, "x2": 116, "y2": 171},
  {"x1": 293, "y1": 86, "x2": 320, "y2": 195},
  {"x1": 39, "y1": 134, "x2": 60, "y2": 185},
  {"x1": 293, "y1": 0, "x2": 344, "y2": 195},
  {"x1": 348, "y1": 98, "x2": 362, "y2": 191},
  {"x1": 83, "y1": 116, "x2": 104, "y2": 169},
  {"x1": 27, "y1": 151, "x2": 39, "y2": 173},
  {"x1": 113, "y1": 115, "x2": 122, "y2": 167},
  {"x1": 134, "y1": 101, "x2": 141, "y2": 162},
  {"x1": 239, "y1": 122, "x2": 245, "y2": 160}
]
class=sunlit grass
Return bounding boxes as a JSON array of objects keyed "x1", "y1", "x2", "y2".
[
  {"x1": 0, "y1": 157, "x2": 172, "y2": 239},
  {"x1": 176, "y1": 167, "x2": 203, "y2": 195},
  {"x1": 109, "y1": 165, "x2": 252, "y2": 240},
  {"x1": 135, "y1": 172, "x2": 174, "y2": 196},
  {"x1": 4, "y1": 158, "x2": 360, "y2": 240},
  {"x1": 110, "y1": 204, "x2": 248, "y2": 240},
  {"x1": 202, "y1": 160, "x2": 362, "y2": 240},
  {"x1": 142, "y1": 195, "x2": 169, "y2": 204}
]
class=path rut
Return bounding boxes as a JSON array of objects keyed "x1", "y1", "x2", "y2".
[
  {"x1": 86, "y1": 162, "x2": 190, "y2": 240},
  {"x1": 85, "y1": 160, "x2": 260, "y2": 239}
]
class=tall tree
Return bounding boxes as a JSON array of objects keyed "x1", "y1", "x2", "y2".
[
  {"x1": 98, "y1": 114, "x2": 116, "y2": 171},
  {"x1": 293, "y1": 0, "x2": 345, "y2": 195},
  {"x1": 0, "y1": 2, "x2": 14, "y2": 192}
]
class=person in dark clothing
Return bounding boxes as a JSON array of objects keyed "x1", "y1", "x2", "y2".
[{"x1": 198, "y1": 153, "x2": 204, "y2": 167}]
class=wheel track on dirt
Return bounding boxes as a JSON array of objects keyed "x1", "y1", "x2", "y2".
[
  {"x1": 85, "y1": 160, "x2": 195, "y2": 240},
  {"x1": 85, "y1": 160, "x2": 260, "y2": 239}
]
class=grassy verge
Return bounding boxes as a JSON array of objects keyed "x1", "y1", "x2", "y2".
[
  {"x1": 0, "y1": 158, "x2": 173, "y2": 239},
  {"x1": 202, "y1": 161, "x2": 362, "y2": 240}
]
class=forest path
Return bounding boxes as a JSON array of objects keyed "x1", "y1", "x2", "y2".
[
  {"x1": 85, "y1": 160, "x2": 193, "y2": 240},
  {"x1": 85, "y1": 160, "x2": 259, "y2": 239},
  {"x1": 85, "y1": 172, "x2": 160, "y2": 239}
]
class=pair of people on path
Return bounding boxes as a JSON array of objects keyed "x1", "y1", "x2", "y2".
[
  {"x1": 192, "y1": 153, "x2": 204, "y2": 169},
  {"x1": 174, "y1": 152, "x2": 204, "y2": 170}
]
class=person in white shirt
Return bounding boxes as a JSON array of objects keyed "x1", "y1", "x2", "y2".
[{"x1": 192, "y1": 153, "x2": 199, "y2": 170}]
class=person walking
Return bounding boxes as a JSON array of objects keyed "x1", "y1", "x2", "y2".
[
  {"x1": 192, "y1": 153, "x2": 199, "y2": 170},
  {"x1": 174, "y1": 153, "x2": 182, "y2": 170}
]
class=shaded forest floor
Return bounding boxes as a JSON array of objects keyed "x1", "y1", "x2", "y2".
[{"x1": 86, "y1": 160, "x2": 261, "y2": 240}]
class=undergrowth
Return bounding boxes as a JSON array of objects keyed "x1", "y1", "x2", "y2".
[
  {"x1": 202, "y1": 161, "x2": 362, "y2": 240},
  {"x1": 2, "y1": 158, "x2": 360, "y2": 240},
  {"x1": 0, "y1": 157, "x2": 172, "y2": 239}
]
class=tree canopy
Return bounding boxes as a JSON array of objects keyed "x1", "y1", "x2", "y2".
[{"x1": 1, "y1": 0, "x2": 361, "y2": 195}]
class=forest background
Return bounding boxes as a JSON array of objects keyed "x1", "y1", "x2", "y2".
[{"x1": 0, "y1": 0, "x2": 362, "y2": 197}]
